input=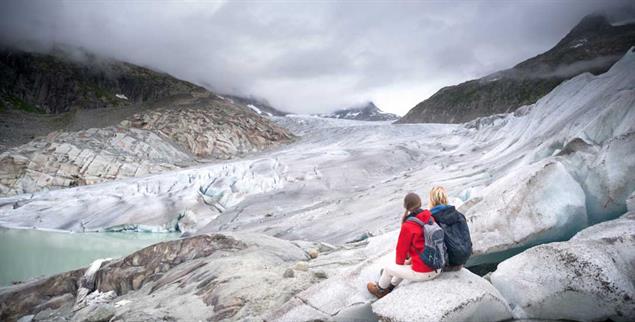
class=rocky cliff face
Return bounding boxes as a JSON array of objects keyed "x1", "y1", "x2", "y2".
[
  {"x1": 0, "y1": 95, "x2": 293, "y2": 197},
  {"x1": 0, "y1": 47, "x2": 294, "y2": 196},
  {"x1": 126, "y1": 98, "x2": 293, "y2": 159},
  {"x1": 318, "y1": 101, "x2": 399, "y2": 121},
  {"x1": 0, "y1": 47, "x2": 202, "y2": 114},
  {"x1": 397, "y1": 15, "x2": 635, "y2": 124}
]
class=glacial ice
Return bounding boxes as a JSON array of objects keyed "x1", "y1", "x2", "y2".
[
  {"x1": 0, "y1": 49, "x2": 634, "y2": 275},
  {"x1": 490, "y1": 212, "x2": 635, "y2": 321}
]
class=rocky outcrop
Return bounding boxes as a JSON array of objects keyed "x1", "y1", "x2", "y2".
[
  {"x1": 397, "y1": 15, "x2": 635, "y2": 124},
  {"x1": 0, "y1": 233, "x2": 321, "y2": 322},
  {"x1": 372, "y1": 269, "x2": 512, "y2": 322},
  {"x1": 0, "y1": 95, "x2": 294, "y2": 196},
  {"x1": 268, "y1": 232, "x2": 512, "y2": 322},
  {"x1": 0, "y1": 126, "x2": 191, "y2": 196},
  {"x1": 490, "y1": 212, "x2": 635, "y2": 321},
  {"x1": 126, "y1": 100, "x2": 293, "y2": 159},
  {"x1": 0, "y1": 267, "x2": 85, "y2": 321},
  {"x1": 318, "y1": 101, "x2": 399, "y2": 121}
]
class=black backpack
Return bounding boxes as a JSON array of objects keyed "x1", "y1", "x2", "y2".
[{"x1": 431, "y1": 206, "x2": 472, "y2": 266}]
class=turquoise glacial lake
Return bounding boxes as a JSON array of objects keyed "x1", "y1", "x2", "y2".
[{"x1": 0, "y1": 228, "x2": 179, "y2": 286}]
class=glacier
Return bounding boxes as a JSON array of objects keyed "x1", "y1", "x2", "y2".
[
  {"x1": 1, "y1": 49, "x2": 634, "y2": 256},
  {"x1": 0, "y1": 49, "x2": 634, "y2": 321}
]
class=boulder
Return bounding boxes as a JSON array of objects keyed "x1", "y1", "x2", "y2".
[
  {"x1": 490, "y1": 212, "x2": 635, "y2": 321},
  {"x1": 268, "y1": 238, "x2": 512, "y2": 322},
  {"x1": 372, "y1": 269, "x2": 512, "y2": 322}
]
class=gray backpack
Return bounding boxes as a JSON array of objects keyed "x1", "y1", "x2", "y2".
[{"x1": 407, "y1": 217, "x2": 448, "y2": 270}]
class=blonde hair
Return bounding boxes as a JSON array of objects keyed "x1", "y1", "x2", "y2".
[{"x1": 429, "y1": 186, "x2": 448, "y2": 208}]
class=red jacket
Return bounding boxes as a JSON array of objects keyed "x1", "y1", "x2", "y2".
[{"x1": 396, "y1": 209, "x2": 435, "y2": 272}]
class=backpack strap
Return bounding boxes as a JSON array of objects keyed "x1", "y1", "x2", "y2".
[{"x1": 406, "y1": 217, "x2": 426, "y2": 227}]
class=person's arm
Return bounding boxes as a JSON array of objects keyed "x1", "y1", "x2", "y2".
[{"x1": 395, "y1": 224, "x2": 413, "y2": 265}]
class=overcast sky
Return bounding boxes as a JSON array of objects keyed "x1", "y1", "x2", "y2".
[{"x1": 1, "y1": 0, "x2": 634, "y2": 115}]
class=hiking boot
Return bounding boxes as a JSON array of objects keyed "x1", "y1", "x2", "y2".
[{"x1": 367, "y1": 282, "x2": 394, "y2": 299}]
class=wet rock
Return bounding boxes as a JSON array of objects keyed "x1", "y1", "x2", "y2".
[
  {"x1": 372, "y1": 269, "x2": 512, "y2": 322},
  {"x1": 283, "y1": 268, "x2": 295, "y2": 278},
  {"x1": 490, "y1": 212, "x2": 635, "y2": 321}
]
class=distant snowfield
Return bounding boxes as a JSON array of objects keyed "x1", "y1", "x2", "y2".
[{"x1": 0, "y1": 49, "x2": 634, "y2": 265}]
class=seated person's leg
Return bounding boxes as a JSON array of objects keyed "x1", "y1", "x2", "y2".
[{"x1": 378, "y1": 263, "x2": 415, "y2": 289}]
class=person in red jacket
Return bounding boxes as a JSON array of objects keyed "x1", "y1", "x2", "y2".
[{"x1": 367, "y1": 192, "x2": 441, "y2": 298}]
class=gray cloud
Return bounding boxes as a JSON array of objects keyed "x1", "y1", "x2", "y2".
[{"x1": 1, "y1": 0, "x2": 633, "y2": 115}]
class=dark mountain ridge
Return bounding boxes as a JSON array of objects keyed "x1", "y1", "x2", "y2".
[
  {"x1": 397, "y1": 14, "x2": 635, "y2": 124},
  {"x1": 0, "y1": 46, "x2": 203, "y2": 114}
]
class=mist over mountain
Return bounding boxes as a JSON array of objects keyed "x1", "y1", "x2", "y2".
[
  {"x1": 317, "y1": 101, "x2": 399, "y2": 121},
  {"x1": 1, "y1": 0, "x2": 633, "y2": 114},
  {"x1": 397, "y1": 15, "x2": 635, "y2": 124},
  {"x1": 0, "y1": 2, "x2": 634, "y2": 322}
]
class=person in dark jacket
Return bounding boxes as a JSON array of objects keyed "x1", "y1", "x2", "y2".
[
  {"x1": 428, "y1": 186, "x2": 473, "y2": 271},
  {"x1": 367, "y1": 192, "x2": 441, "y2": 299}
]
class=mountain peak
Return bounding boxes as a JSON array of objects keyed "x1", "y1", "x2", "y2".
[
  {"x1": 563, "y1": 14, "x2": 612, "y2": 41},
  {"x1": 318, "y1": 101, "x2": 399, "y2": 121}
]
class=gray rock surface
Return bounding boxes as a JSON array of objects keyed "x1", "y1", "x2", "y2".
[
  {"x1": 0, "y1": 97, "x2": 293, "y2": 197},
  {"x1": 126, "y1": 102, "x2": 293, "y2": 159},
  {"x1": 70, "y1": 304, "x2": 115, "y2": 322},
  {"x1": 0, "y1": 233, "x2": 317, "y2": 322},
  {"x1": 372, "y1": 269, "x2": 512, "y2": 322}
]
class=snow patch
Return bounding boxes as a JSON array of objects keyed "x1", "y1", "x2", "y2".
[{"x1": 247, "y1": 104, "x2": 262, "y2": 114}]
